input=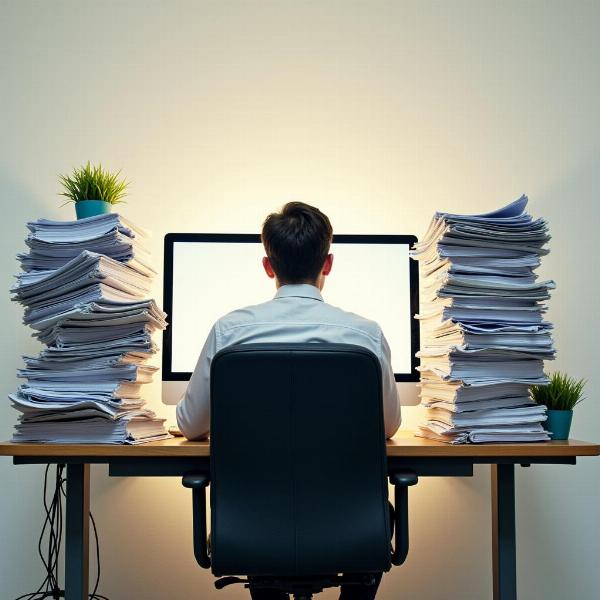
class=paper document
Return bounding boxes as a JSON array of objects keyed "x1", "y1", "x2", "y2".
[
  {"x1": 9, "y1": 214, "x2": 170, "y2": 444},
  {"x1": 410, "y1": 196, "x2": 555, "y2": 443}
]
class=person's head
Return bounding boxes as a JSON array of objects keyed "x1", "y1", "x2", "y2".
[{"x1": 261, "y1": 202, "x2": 333, "y2": 289}]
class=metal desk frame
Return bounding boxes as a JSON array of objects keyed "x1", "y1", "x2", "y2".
[{"x1": 9, "y1": 450, "x2": 583, "y2": 600}]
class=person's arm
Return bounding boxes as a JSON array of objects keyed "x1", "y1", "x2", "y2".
[
  {"x1": 380, "y1": 332, "x2": 401, "y2": 438},
  {"x1": 176, "y1": 324, "x2": 219, "y2": 440}
]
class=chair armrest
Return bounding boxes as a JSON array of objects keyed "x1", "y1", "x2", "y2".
[
  {"x1": 182, "y1": 474, "x2": 210, "y2": 489},
  {"x1": 182, "y1": 473, "x2": 211, "y2": 569},
  {"x1": 389, "y1": 470, "x2": 418, "y2": 566}
]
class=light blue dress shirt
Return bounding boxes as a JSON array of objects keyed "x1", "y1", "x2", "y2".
[{"x1": 176, "y1": 284, "x2": 401, "y2": 440}]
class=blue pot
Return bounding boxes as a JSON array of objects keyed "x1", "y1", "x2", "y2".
[
  {"x1": 75, "y1": 200, "x2": 111, "y2": 219},
  {"x1": 545, "y1": 409, "x2": 573, "y2": 441}
]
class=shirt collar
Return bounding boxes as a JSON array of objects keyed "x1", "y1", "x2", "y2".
[{"x1": 274, "y1": 284, "x2": 324, "y2": 302}]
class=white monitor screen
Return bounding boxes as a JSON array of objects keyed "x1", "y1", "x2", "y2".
[{"x1": 164, "y1": 235, "x2": 418, "y2": 380}]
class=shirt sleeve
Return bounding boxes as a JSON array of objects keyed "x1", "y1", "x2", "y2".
[
  {"x1": 380, "y1": 332, "x2": 401, "y2": 438},
  {"x1": 176, "y1": 323, "x2": 219, "y2": 440}
]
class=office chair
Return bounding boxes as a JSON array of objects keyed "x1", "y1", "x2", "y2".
[{"x1": 182, "y1": 343, "x2": 418, "y2": 600}]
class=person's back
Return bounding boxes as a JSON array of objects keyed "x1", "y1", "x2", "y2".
[
  {"x1": 177, "y1": 282, "x2": 400, "y2": 439},
  {"x1": 176, "y1": 201, "x2": 401, "y2": 600}
]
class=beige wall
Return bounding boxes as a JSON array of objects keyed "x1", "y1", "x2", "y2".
[{"x1": 1, "y1": 1, "x2": 599, "y2": 598}]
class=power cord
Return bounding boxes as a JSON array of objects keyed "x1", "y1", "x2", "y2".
[{"x1": 14, "y1": 464, "x2": 110, "y2": 600}]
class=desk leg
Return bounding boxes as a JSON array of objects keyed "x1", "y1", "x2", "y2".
[
  {"x1": 65, "y1": 463, "x2": 90, "y2": 600},
  {"x1": 491, "y1": 464, "x2": 517, "y2": 600}
]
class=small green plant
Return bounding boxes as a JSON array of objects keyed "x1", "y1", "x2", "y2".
[
  {"x1": 531, "y1": 372, "x2": 586, "y2": 410},
  {"x1": 59, "y1": 162, "x2": 128, "y2": 205}
]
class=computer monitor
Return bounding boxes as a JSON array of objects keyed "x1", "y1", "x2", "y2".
[{"x1": 162, "y1": 234, "x2": 420, "y2": 405}]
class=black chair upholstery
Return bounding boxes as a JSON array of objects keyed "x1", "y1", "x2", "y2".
[{"x1": 182, "y1": 343, "x2": 417, "y2": 599}]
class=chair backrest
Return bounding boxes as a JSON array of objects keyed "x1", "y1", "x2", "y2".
[{"x1": 209, "y1": 343, "x2": 391, "y2": 577}]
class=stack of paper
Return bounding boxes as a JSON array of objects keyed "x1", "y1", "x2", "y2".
[
  {"x1": 10, "y1": 214, "x2": 170, "y2": 444},
  {"x1": 18, "y1": 213, "x2": 155, "y2": 276},
  {"x1": 410, "y1": 196, "x2": 555, "y2": 444}
]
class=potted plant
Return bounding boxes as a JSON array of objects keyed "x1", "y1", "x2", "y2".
[
  {"x1": 59, "y1": 162, "x2": 128, "y2": 219},
  {"x1": 531, "y1": 372, "x2": 586, "y2": 440}
]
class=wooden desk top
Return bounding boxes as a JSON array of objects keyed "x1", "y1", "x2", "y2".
[{"x1": 0, "y1": 431, "x2": 598, "y2": 459}]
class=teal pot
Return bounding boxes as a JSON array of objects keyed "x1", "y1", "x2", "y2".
[
  {"x1": 75, "y1": 200, "x2": 111, "y2": 219},
  {"x1": 545, "y1": 409, "x2": 573, "y2": 441}
]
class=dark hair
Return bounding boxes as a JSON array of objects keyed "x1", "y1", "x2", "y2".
[{"x1": 261, "y1": 202, "x2": 333, "y2": 284}]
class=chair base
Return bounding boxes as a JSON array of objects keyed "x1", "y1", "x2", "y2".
[{"x1": 215, "y1": 573, "x2": 378, "y2": 599}]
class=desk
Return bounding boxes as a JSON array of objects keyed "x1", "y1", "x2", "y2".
[{"x1": 1, "y1": 433, "x2": 598, "y2": 600}]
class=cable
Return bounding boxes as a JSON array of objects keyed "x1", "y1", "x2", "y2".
[
  {"x1": 14, "y1": 465, "x2": 64, "y2": 600},
  {"x1": 88, "y1": 512, "x2": 109, "y2": 600},
  {"x1": 14, "y1": 464, "x2": 111, "y2": 600}
]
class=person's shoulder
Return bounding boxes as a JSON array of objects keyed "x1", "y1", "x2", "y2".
[
  {"x1": 321, "y1": 301, "x2": 383, "y2": 340},
  {"x1": 214, "y1": 298, "x2": 275, "y2": 329}
]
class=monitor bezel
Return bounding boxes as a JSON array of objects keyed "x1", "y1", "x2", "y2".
[{"x1": 162, "y1": 233, "x2": 420, "y2": 382}]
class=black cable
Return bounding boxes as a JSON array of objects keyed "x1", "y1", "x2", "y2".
[
  {"x1": 15, "y1": 464, "x2": 111, "y2": 600},
  {"x1": 14, "y1": 464, "x2": 64, "y2": 600},
  {"x1": 89, "y1": 512, "x2": 102, "y2": 600},
  {"x1": 46, "y1": 467, "x2": 61, "y2": 592}
]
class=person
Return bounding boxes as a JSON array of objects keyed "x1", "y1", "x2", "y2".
[{"x1": 176, "y1": 201, "x2": 401, "y2": 600}]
